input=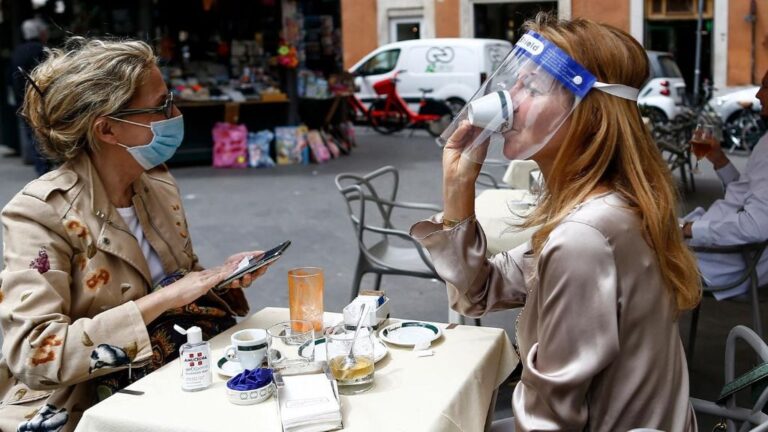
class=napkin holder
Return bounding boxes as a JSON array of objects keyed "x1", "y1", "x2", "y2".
[
  {"x1": 343, "y1": 293, "x2": 390, "y2": 330},
  {"x1": 275, "y1": 362, "x2": 343, "y2": 432}
]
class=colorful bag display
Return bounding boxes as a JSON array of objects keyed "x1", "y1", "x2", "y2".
[
  {"x1": 306, "y1": 130, "x2": 331, "y2": 163},
  {"x1": 275, "y1": 126, "x2": 309, "y2": 165},
  {"x1": 247, "y1": 130, "x2": 276, "y2": 168},
  {"x1": 320, "y1": 130, "x2": 341, "y2": 159},
  {"x1": 212, "y1": 122, "x2": 248, "y2": 168}
]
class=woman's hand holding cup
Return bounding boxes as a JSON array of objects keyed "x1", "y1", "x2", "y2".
[{"x1": 442, "y1": 121, "x2": 486, "y2": 223}]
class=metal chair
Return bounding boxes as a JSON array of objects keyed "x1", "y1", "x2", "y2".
[
  {"x1": 691, "y1": 325, "x2": 768, "y2": 432},
  {"x1": 688, "y1": 241, "x2": 768, "y2": 361},
  {"x1": 335, "y1": 166, "x2": 480, "y2": 325}
]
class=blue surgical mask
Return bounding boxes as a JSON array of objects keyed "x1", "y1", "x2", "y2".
[{"x1": 108, "y1": 115, "x2": 185, "y2": 169}]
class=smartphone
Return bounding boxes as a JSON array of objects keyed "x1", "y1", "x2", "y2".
[{"x1": 216, "y1": 241, "x2": 291, "y2": 289}]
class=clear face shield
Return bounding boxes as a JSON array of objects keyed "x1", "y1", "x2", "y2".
[{"x1": 438, "y1": 31, "x2": 640, "y2": 164}]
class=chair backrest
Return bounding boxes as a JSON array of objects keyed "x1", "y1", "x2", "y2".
[
  {"x1": 334, "y1": 166, "x2": 437, "y2": 273},
  {"x1": 691, "y1": 325, "x2": 768, "y2": 431},
  {"x1": 335, "y1": 166, "x2": 400, "y2": 231}
]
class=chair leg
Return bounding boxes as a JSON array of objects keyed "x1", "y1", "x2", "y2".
[
  {"x1": 373, "y1": 273, "x2": 383, "y2": 292},
  {"x1": 351, "y1": 260, "x2": 365, "y2": 303},
  {"x1": 474, "y1": 318, "x2": 482, "y2": 326},
  {"x1": 679, "y1": 163, "x2": 688, "y2": 193},
  {"x1": 687, "y1": 302, "x2": 701, "y2": 363},
  {"x1": 750, "y1": 280, "x2": 763, "y2": 339}
]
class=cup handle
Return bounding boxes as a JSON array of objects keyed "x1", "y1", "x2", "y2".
[{"x1": 224, "y1": 345, "x2": 238, "y2": 361}]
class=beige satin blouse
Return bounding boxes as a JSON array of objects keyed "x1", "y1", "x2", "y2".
[{"x1": 411, "y1": 193, "x2": 696, "y2": 431}]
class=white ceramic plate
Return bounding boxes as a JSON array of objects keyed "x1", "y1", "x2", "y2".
[
  {"x1": 298, "y1": 337, "x2": 389, "y2": 363},
  {"x1": 378, "y1": 321, "x2": 443, "y2": 347}
]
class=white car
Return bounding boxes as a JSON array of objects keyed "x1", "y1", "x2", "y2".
[
  {"x1": 637, "y1": 51, "x2": 686, "y2": 123},
  {"x1": 710, "y1": 86, "x2": 762, "y2": 123}
]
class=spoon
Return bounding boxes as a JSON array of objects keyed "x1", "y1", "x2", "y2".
[{"x1": 341, "y1": 304, "x2": 368, "y2": 370}]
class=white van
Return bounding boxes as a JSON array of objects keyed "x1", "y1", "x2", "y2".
[{"x1": 349, "y1": 38, "x2": 513, "y2": 113}]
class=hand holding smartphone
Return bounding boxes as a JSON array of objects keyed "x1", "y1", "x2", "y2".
[{"x1": 215, "y1": 241, "x2": 291, "y2": 290}]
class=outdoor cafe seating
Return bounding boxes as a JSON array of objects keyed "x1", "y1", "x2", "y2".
[{"x1": 74, "y1": 307, "x2": 518, "y2": 432}]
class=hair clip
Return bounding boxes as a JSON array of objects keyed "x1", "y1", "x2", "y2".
[{"x1": 17, "y1": 66, "x2": 45, "y2": 98}]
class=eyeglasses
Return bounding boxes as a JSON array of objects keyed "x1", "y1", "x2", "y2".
[{"x1": 109, "y1": 92, "x2": 175, "y2": 119}]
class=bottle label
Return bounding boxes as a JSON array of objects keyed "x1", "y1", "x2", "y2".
[{"x1": 179, "y1": 346, "x2": 212, "y2": 390}]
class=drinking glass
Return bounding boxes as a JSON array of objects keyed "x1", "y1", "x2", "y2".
[
  {"x1": 288, "y1": 267, "x2": 324, "y2": 332},
  {"x1": 266, "y1": 320, "x2": 314, "y2": 375},
  {"x1": 325, "y1": 324, "x2": 375, "y2": 395},
  {"x1": 690, "y1": 123, "x2": 715, "y2": 174}
]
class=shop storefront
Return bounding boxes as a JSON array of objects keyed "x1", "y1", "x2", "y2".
[{"x1": 0, "y1": 0, "x2": 352, "y2": 166}]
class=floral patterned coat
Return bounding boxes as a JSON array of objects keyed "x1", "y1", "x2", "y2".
[{"x1": 0, "y1": 153, "x2": 248, "y2": 432}]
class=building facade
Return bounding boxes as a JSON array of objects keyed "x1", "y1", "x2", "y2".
[{"x1": 341, "y1": 0, "x2": 768, "y2": 89}]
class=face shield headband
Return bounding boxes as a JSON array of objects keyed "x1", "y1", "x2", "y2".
[{"x1": 437, "y1": 31, "x2": 640, "y2": 164}]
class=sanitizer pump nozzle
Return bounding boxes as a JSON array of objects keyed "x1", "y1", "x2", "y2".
[{"x1": 174, "y1": 324, "x2": 211, "y2": 391}]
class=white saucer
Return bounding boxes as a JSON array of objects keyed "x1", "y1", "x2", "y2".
[
  {"x1": 215, "y1": 356, "x2": 271, "y2": 377},
  {"x1": 215, "y1": 357, "x2": 244, "y2": 377},
  {"x1": 298, "y1": 337, "x2": 389, "y2": 363},
  {"x1": 378, "y1": 321, "x2": 443, "y2": 347}
]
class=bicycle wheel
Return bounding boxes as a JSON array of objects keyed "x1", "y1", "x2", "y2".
[
  {"x1": 426, "y1": 114, "x2": 452, "y2": 137},
  {"x1": 724, "y1": 109, "x2": 765, "y2": 152},
  {"x1": 368, "y1": 100, "x2": 408, "y2": 135}
]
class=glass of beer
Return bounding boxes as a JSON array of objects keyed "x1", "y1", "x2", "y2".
[
  {"x1": 288, "y1": 267, "x2": 324, "y2": 332},
  {"x1": 325, "y1": 324, "x2": 375, "y2": 394},
  {"x1": 690, "y1": 123, "x2": 715, "y2": 174}
]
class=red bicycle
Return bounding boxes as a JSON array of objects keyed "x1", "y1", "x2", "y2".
[{"x1": 366, "y1": 70, "x2": 453, "y2": 137}]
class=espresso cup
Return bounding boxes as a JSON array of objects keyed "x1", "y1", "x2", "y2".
[
  {"x1": 467, "y1": 90, "x2": 514, "y2": 133},
  {"x1": 224, "y1": 328, "x2": 267, "y2": 371}
]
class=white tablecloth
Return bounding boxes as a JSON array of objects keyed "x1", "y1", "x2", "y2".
[
  {"x1": 76, "y1": 307, "x2": 518, "y2": 432},
  {"x1": 475, "y1": 189, "x2": 538, "y2": 255}
]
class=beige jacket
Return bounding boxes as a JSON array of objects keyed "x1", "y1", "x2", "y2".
[
  {"x1": 411, "y1": 193, "x2": 696, "y2": 432},
  {"x1": 0, "y1": 153, "x2": 247, "y2": 432}
]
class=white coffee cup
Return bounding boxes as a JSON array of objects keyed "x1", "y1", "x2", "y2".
[
  {"x1": 224, "y1": 328, "x2": 267, "y2": 371},
  {"x1": 467, "y1": 90, "x2": 514, "y2": 133}
]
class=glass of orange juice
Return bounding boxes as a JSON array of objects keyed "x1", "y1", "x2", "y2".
[{"x1": 288, "y1": 267, "x2": 324, "y2": 332}]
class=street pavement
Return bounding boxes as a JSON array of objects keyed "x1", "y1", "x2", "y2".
[{"x1": 0, "y1": 128, "x2": 758, "y2": 427}]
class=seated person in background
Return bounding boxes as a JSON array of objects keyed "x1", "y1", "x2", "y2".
[
  {"x1": 0, "y1": 37, "x2": 269, "y2": 432},
  {"x1": 681, "y1": 70, "x2": 768, "y2": 299}
]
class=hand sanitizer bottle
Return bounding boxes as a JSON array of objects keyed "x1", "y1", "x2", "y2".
[{"x1": 174, "y1": 325, "x2": 212, "y2": 392}]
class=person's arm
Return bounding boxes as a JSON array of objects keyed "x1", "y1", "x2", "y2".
[
  {"x1": 411, "y1": 215, "x2": 528, "y2": 317},
  {"x1": 690, "y1": 144, "x2": 768, "y2": 246},
  {"x1": 515, "y1": 222, "x2": 619, "y2": 430},
  {"x1": 409, "y1": 121, "x2": 526, "y2": 316},
  {"x1": 706, "y1": 139, "x2": 740, "y2": 186},
  {"x1": 0, "y1": 196, "x2": 153, "y2": 390}
]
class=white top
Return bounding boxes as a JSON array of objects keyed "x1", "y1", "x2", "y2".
[
  {"x1": 685, "y1": 132, "x2": 768, "y2": 299},
  {"x1": 115, "y1": 206, "x2": 165, "y2": 285}
]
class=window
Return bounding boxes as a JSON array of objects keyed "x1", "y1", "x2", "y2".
[
  {"x1": 359, "y1": 49, "x2": 401, "y2": 76},
  {"x1": 645, "y1": 0, "x2": 712, "y2": 19},
  {"x1": 389, "y1": 17, "x2": 423, "y2": 43},
  {"x1": 658, "y1": 56, "x2": 683, "y2": 78}
]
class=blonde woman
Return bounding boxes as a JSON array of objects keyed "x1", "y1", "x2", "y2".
[
  {"x1": 411, "y1": 15, "x2": 701, "y2": 431},
  {"x1": 0, "y1": 38, "x2": 267, "y2": 431}
]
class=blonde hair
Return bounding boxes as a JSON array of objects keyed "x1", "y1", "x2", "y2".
[
  {"x1": 521, "y1": 14, "x2": 701, "y2": 312},
  {"x1": 21, "y1": 37, "x2": 156, "y2": 162}
]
